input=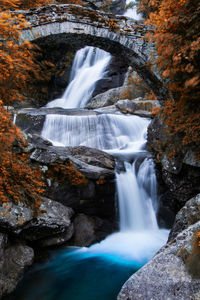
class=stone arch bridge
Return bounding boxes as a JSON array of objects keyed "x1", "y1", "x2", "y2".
[{"x1": 20, "y1": 4, "x2": 166, "y2": 103}]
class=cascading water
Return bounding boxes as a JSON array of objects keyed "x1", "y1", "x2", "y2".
[
  {"x1": 124, "y1": 0, "x2": 141, "y2": 20},
  {"x1": 116, "y1": 160, "x2": 158, "y2": 232},
  {"x1": 46, "y1": 46, "x2": 111, "y2": 109},
  {"x1": 13, "y1": 45, "x2": 169, "y2": 300}
]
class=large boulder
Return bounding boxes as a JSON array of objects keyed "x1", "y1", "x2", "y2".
[
  {"x1": 28, "y1": 134, "x2": 116, "y2": 219},
  {"x1": 0, "y1": 233, "x2": 34, "y2": 299},
  {"x1": 86, "y1": 86, "x2": 124, "y2": 109},
  {"x1": 118, "y1": 195, "x2": 200, "y2": 300},
  {"x1": 86, "y1": 69, "x2": 150, "y2": 109},
  {"x1": 168, "y1": 194, "x2": 200, "y2": 242},
  {"x1": 0, "y1": 197, "x2": 74, "y2": 246},
  {"x1": 115, "y1": 98, "x2": 160, "y2": 117},
  {"x1": 71, "y1": 213, "x2": 117, "y2": 247}
]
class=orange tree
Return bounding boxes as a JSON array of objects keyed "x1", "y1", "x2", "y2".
[
  {"x1": 146, "y1": 0, "x2": 200, "y2": 157},
  {"x1": 0, "y1": 0, "x2": 53, "y2": 206}
]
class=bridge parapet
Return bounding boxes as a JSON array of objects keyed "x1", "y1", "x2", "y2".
[{"x1": 19, "y1": 4, "x2": 167, "y2": 103}]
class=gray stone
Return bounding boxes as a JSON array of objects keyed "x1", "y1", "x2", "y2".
[
  {"x1": 28, "y1": 134, "x2": 115, "y2": 179},
  {"x1": 26, "y1": 135, "x2": 116, "y2": 219},
  {"x1": 38, "y1": 224, "x2": 74, "y2": 247},
  {"x1": 0, "y1": 233, "x2": 8, "y2": 257},
  {"x1": 0, "y1": 243, "x2": 34, "y2": 298},
  {"x1": 168, "y1": 194, "x2": 200, "y2": 242},
  {"x1": 183, "y1": 149, "x2": 200, "y2": 168},
  {"x1": 86, "y1": 86, "x2": 123, "y2": 109},
  {"x1": 0, "y1": 197, "x2": 74, "y2": 243},
  {"x1": 72, "y1": 213, "x2": 116, "y2": 247},
  {"x1": 94, "y1": 105, "x2": 118, "y2": 113},
  {"x1": 118, "y1": 221, "x2": 200, "y2": 300},
  {"x1": 161, "y1": 154, "x2": 183, "y2": 174},
  {"x1": 147, "y1": 116, "x2": 200, "y2": 212},
  {"x1": 115, "y1": 98, "x2": 160, "y2": 116}
]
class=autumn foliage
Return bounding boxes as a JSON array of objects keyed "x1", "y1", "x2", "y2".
[
  {"x1": 146, "y1": 0, "x2": 200, "y2": 157},
  {"x1": 0, "y1": 104, "x2": 44, "y2": 205},
  {"x1": 0, "y1": 0, "x2": 51, "y2": 206}
]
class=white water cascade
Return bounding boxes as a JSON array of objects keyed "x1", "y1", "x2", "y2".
[
  {"x1": 41, "y1": 45, "x2": 169, "y2": 264},
  {"x1": 124, "y1": 0, "x2": 141, "y2": 20},
  {"x1": 46, "y1": 46, "x2": 111, "y2": 109}
]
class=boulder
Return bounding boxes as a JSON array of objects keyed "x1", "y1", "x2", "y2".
[
  {"x1": 0, "y1": 236, "x2": 34, "y2": 299},
  {"x1": 72, "y1": 213, "x2": 117, "y2": 247},
  {"x1": 115, "y1": 98, "x2": 160, "y2": 117},
  {"x1": 86, "y1": 68, "x2": 151, "y2": 110},
  {"x1": 27, "y1": 134, "x2": 116, "y2": 219},
  {"x1": 168, "y1": 194, "x2": 200, "y2": 242},
  {"x1": 86, "y1": 86, "x2": 123, "y2": 109},
  {"x1": 0, "y1": 197, "x2": 74, "y2": 245},
  {"x1": 118, "y1": 220, "x2": 200, "y2": 300}
]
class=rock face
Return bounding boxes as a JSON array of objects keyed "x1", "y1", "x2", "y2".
[
  {"x1": 0, "y1": 233, "x2": 34, "y2": 299},
  {"x1": 72, "y1": 213, "x2": 117, "y2": 247},
  {"x1": 27, "y1": 134, "x2": 116, "y2": 219},
  {"x1": 0, "y1": 197, "x2": 74, "y2": 246},
  {"x1": 91, "y1": 56, "x2": 128, "y2": 99},
  {"x1": 168, "y1": 194, "x2": 200, "y2": 242},
  {"x1": 118, "y1": 194, "x2": 200, "y2": 300},
  {"x1": 148, "y1": 116, "x2": 200, "y2": 214}
]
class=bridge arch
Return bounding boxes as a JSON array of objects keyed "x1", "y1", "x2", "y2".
[{"x1": 21, "y1": 4, "x2": 166, "y2": 103}]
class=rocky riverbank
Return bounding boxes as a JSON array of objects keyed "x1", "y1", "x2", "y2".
[{"x1": 118, "y1": 194, "x2": 200, "y2": 300}]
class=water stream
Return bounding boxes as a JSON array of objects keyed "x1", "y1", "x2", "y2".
[
  {"x1": 46, "y1": 46, "x2": 111, "y2": 109},
  {"x1": 13, "y1": 40, "x2": 169, "y2": 299}
]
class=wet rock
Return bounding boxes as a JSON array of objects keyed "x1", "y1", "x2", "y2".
[
  {"x1": 38, "y1": 223, "x2": 74, "y2": 247},
  {"x1": 86, "y1": 86, "x2": 123, "y2": 109},
  {"x1": 27, "y1": 134, "x2": 116, "y2": 219},
  {"x1": 72, "y1": 213, "x2": 117, "y2": 247},
  {"x1": 0, "y1": 241, "x2": 34, "y2": 299},
  {"x1": 28, "y1": 134, "x2": 115, "y2": 178},
  {"x1": 92, "y1": 56, "x2": 127, "y2": 98},
  {"x1": 15, "y1": 108, "x2": 98, "y2": 135},
  {"x1": 183, "y1": 149, "x2": 200, "y2": 168},
  {"x1": 168, "y1": 194, "x2": 200, "y2": 242},
  {"x1": 115, "y1": 98, "x2": 160, "y2": 117},
  {"x1": 118, "y1": 220, "x2": 200, "y2": 300},
  {"x1": 148, "y1": 116, "x2": 200, "y2": 213},
  {"x1": 0, "y1": 197, "x2": 74, "y2": 244}
]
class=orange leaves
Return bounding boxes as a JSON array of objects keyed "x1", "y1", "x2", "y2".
[
  {"x1": 185, "y1": 76, "x2": 200, "y2": 88},
  {"x1": 145, "y1": 0, "x2": 200, "y2": 157},
  {"x1": 0, "y1": 106, "x2": 45, "y2": 206},
  {"x1": 0, "y1": 0, "x2": 47, "y2": 209},
  {"x1": 47, "y1": 160, "x2": 88, "y2": 187}
]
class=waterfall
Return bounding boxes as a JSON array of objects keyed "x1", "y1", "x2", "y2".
[
  {"x1": 116, "y1": 160, "x2": 158, "y2": 231},
  {"x1": 46, "y1": 46, "x2": 111, "y2": 109},
  {"x1": 42, "y1": 113, "x2": 149, "y2": 150},
  {"x1": 41, "y1": 45, "x2": 169, "y2": 262},
  {"x1": 124, "y1": 0, "x2": 141, "y2": 20},
  {"x1": 14, "y1": 46, "x2": 170, "y2": 300}
]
